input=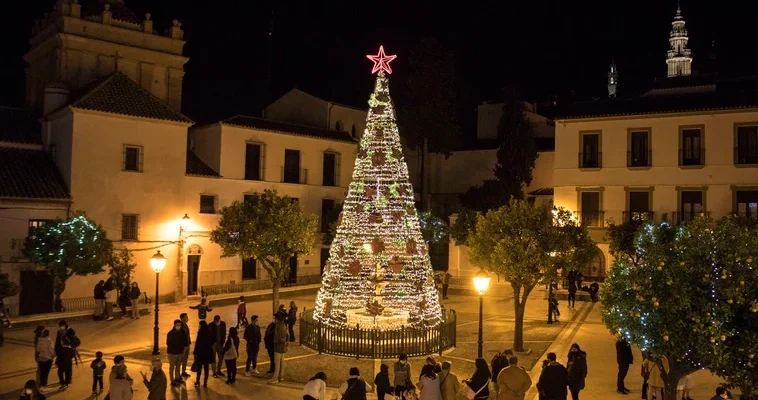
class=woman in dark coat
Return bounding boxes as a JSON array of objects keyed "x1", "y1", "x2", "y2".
[
  {"x1": 567, "y1": 343, "x2": 588, "y2": 400},
  {"x1": 463, "y1": 358, "x2": 490, "y2": 400},
  {"x1": 192, "y1": 321, "x2": 214, "y2": 388}
]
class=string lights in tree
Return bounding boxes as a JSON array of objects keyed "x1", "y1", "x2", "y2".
[{"x1": 313, "y1": 46, "x2": 442, "y2": 330}]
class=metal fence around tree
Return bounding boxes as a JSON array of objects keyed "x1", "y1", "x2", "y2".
[{"x1": 299, "y1": 308, "x2": 456, "y2": 359}]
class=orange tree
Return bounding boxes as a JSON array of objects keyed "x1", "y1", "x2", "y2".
[{"x1": 467, "y1": 199, "x2": 592, "y2": 351}]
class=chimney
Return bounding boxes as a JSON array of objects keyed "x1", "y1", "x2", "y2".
[{"x1": 43, "y1": 83, "x2": 71, "y2": 116}]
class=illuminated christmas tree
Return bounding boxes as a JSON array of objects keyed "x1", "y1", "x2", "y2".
[{"x1": 313, "y1": 46, "x2": 442, "y2": 330}]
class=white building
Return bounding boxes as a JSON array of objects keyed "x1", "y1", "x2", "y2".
[{"x1": 0, "y1": 1, "x2": 360, "y2": 316}]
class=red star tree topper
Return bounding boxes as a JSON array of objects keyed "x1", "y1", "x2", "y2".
[{"x1": 366, "y1": 45, "x2": 397, "y2": 74}]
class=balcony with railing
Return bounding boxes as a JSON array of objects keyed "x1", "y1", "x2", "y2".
[
  {"x1": 732, "y1": 212, "x2": 758, "y2": 227},
  {"x1": 281, "y1": 167, "x2": 308, "y2": 184},
  {"x1": 575, "y1": 211, "x2": 605, "y2": 228},
  {"x1": 623, "y1": 211, "x2": 655, "y2": 223},
  {"x1": 578, "y1": 152, "x2": 602, "y2": 169},
  {"x1": 673, "y1": 211, "x2": 710, "y2": 224},
  {"x1": 679, "y1": 149, "x2": 705, "y2": 166},
  {"x1": 734, "y1": 147, "x2": 758, "y2": 165},
  {"x1": 627, "y1": 150, "x2": 651, "y2": 168}
]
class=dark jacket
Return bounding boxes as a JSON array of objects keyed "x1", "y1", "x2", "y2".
[
  {"x1": 342, "y1": 377, "x2": 368, "y2": 400},
  {"x1": 94, "y1": 283, "x2": 105, "y2": 300},
  {"x1": 537, "y1": 362, "x2": 568, "y2": 400},
  {"x1": 130, "y1": 285, "x2": 141, "y2": 300},
  {"x1": 567, "y1": 351, "x2": 588, "y2": 391},
  {"x1": 143, "y1": 368, "x2": 167, "y2": 400},
  {"x1": 193, "y1": 326, "x2": 215, "y2": 364},
  {"x1": 166, "y1": 328, "x2": 189, "y2": 355},
  {"x1": 288, "y1": 306, "x2": 298, "y2": 324},
  {"x1": 374, "y1": 371, "x2": 390, "y2": 391},
  {"x1": 491, "y1": 353, "x2": 509, "y2": 381},
  {"x1": 264, "y1": 322, "x2": 276, "y2": 349},
  {"x1": 181, "y1": 322, "x2": 191, "y2": 345},
  {"x1": 466, "y1": 371, "x2": 491, "y2": 399},
  {"x1": 616, "y1": 340, "x2": 633, "y2": 365},
  {"x1": 243, "y1": 323, "x2": 261, "y2": 349},
  {"x1": 209, "y1": 321, "x2": 226, "y2": 346}
]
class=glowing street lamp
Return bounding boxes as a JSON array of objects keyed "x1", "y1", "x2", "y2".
[
  {"x1": 180, "y1": 214, "x2": 190, "y2": 231},
  {"x1": 473, "y1": 268, "x2": 491, "y2": 358},
  {"x1": 150, "y1": 250, "x2": 167, "y2": 355}
]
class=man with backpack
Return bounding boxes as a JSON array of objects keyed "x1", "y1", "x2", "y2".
[
  {"x1": 491, "y1": 349, "x2": 513, "y2": 396},
  {"x1": 54, "y1": 320, "x2": 80, "y2": 390}
]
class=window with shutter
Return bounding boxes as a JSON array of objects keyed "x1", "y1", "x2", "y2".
[
  {"x1": 121, "y1": 214, "x2": 139, "y2": 240},
  {"x1": 200, "y1": 195, "x2": 216, "y2": 214},
  {"x1": 123, "y1": 145, "x2": 143, "y2": 172}
]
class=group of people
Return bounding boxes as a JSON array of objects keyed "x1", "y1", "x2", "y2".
[
  {"x1": 24, "y1": 319, "x2": 167, "y2": 400},
  {"x1": 93, "y1": 278, "x2": 142, "y2": 321}
]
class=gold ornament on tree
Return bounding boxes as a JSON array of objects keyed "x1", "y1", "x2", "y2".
[
  {"x1": 371, "y1": 238, "x2": 386, "y2": 253},
  {"x1": 372, "y1": 150, "x2": 386, "y2": 166},
  {"x1": 406, "y1": 239, "x2": 417, "y2": 255},
  {"x1": 349, "y1": 260, "x2": 362, "y2": 276},
  {"x1": 390, "y1": 256, "x2": 404, "y2": 273}
]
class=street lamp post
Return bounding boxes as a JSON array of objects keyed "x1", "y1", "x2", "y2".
[
  {"x1": 150, "y1": 250, "x2": 167, "y2": 355},
  {"x1": 473, "y1": 269, "x2": 491, "y2": 359}
]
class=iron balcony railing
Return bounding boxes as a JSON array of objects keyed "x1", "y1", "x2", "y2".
[
  {"x1": 575, "y1": 211, "x2": 605, "y2": 228},
  {"x1": 623, "y1": 211, "x2": 655, "y2": 223},
  {"x1": 673, "y1": 211, "x2": 710, "y2": 224},
  {"x1": 281, "y1": 167, "x2": 308, "y2": 184},
  {"x1": 732, "y1": 212, "x2": 758, "y2": 228},
  {"x1": 679, "y1": 149, "x2": 705, "y2": 166},
  {"x1": 627, "y1": 150, "x2": 652, "y2": 167},
  {"x1": 578, "y1": 152, "x2": 602, "y2": 169}
]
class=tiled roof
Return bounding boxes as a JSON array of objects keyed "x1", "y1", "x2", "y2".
[
  {"x1": 556, "y1": 76, "x2": 758, "y2": 119},
  {"x1": 71, "y1": 72, "x2": 193, "y2": 124},
  {"x1": 528, "y1": 187, "x2": 554, "y2": 196},
  {"x1": 0, "y1": 147, "x2": 70, "y2": 200},
  {"x1": 0, "y1": 107, "x2": 40, "y2": 144},
  {"x1": 222, "y1": 115, "x2": 357, "y2": 143},
  {"x1": 186, "y1": 151, "x2": 219, "y2": 177}
]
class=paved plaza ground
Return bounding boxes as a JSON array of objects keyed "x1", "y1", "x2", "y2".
[{"x1": 0, "y1": 286, "x2": 728, "y2": 399}]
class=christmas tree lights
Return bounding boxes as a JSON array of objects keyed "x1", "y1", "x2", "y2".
[{"x1": 313, "y1": 47, "x2": 442, "y2": 330}]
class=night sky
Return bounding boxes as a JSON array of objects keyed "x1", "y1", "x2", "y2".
[{"x1": 1, "y1": 0, "x2": 756, "y2": 126}]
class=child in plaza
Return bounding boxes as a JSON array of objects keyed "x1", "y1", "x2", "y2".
[
  {"x1": 236, "y1": 296, "x2": 248, "y2": 328},
  {"x1": 189, "y1": 297, "x2": 212, "y2": 321},
  {"x1": 549, "y1": 293, "x2": 560, "y2": 321},
  {"x1": 90, "y1": 351, "x2": 106, "y2": 395}
]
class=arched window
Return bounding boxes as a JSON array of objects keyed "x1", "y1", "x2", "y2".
[
  {"x1": 351, "y1": 125, "x2": 357, "y2": 138},
  {"x1": 583, "y1": 247, "x2": 606, "y2": 281},
  {"x1": 335, "y1": 120, "x2": 343, "y2": 131}
]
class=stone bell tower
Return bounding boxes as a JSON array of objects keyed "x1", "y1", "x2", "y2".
[
  {"x1": 666, "y1": 1, "x2": 693, "y2": 77},
  {"x1": 24, "y1": 0, "x2": 188, "y2": 111}
]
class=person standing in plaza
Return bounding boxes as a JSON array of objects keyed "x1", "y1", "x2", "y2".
[
  {"x1": 129, "y1": 282, "x2": 141, "y2": 319},
  {"x1": 566, "y1": 344, "x2": 587, "y2": 400},
  {"x1": 394, "y1": 353, "x2": 412, "y2": 396},
  {"x1": 497, "y1": 356, "x2": 531, "y2": 400},
  {"x1": 463, "y1": 358, "x2": 491, "y2": 400},
  {"x1": 54, "y1": 322, "x2": 77, "y2": 390},
  {"x1": 141, "y1": 357, "x2": 167, "y2": 400},
  {"x1": 567, "y1": 277, "x2": 577, "y2": 309},
  {"x1": 416, "y1": 364, "x2": 442, "y2": 400},
  {"x1": 491, "y1": 349, "x2": 512, "y2": 396},
  {"x1": 616, "y1": 337, "x2": 633, "y2": 394},
  {"x1": 589, "y1": 282, "x2": 599, "y2": 303},
  {"x1": 243, "y1": 314, "x2": 261, "y2": 375},
  {"x1": 108, "y1": 363, "x2": 133, "y2": 400},
  {"x1": 33, "y1": 325, "x2": 44, "y2": 382},
  {"x1": 338, "y1": 367, "x2": 370, "y2": 400},
  {"x1": 36, "y1": 329, "x2": 54, "y2": 388},
  {"x1": 103, "y1": 278, "x2": 115, "y2": 321},
  {"x1": 166, "y1": 319, "x2": 189, "y2": 385},
  {"x1": 642, "y1": 354, "x2": 669, "y2": 400},
  {"x1": 374, "y1": 363, "x2": 390, "y2": 400},
  {"x1": 192, "y1": 320, "x2": 214, "y2": 388},
  {"x1": 442, "y1": 272, "x2": 452, "y2": 300},
  {"x1": 179, "y1": 313, "x2": 191, "y2": 378},
  {"x1": 438, "y1": 361, "x2": 460, "y2": 400},
  {"x1": 537, "y1": 353, "x2": 568, "y2": 400},
  {"x1": 93, "y1": 280, "x2": 105, "y2": 318},
  {"x1": 90, "y1": 351, "x2": 106, "y2": 395},
  {"x1": 287, "y1": 301, "x2": 298, "y2": 342},
  {"x1": 268, "y1": 311, "x2": 289, "y2": 384},
  {"x1": 264, "y1": 317, "x2": 277, "y2": 374},
  {"x1": 210, "y1": 315, "x2": 227, "y2": 378},
  {"x1": 189, "y1": 298, "x2": 212, "y2": 321},
  {"x1": 222, "y1": 327, "x2": 240, "y2": 384}
]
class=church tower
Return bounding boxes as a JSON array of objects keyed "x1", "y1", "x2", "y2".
[
  {"x1": 608, "y1": 59, "x2": 618, "y2": 98},
  {"x1": 666, "y1": 1, "x2": 693, "y2": 77},
  {"x1": 24, "y1": 0, "x2": 188, "y2": 111}
]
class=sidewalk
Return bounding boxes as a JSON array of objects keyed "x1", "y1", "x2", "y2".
[{"x1": 525, "y1": 302, "x2": 727, "y2": 400}]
